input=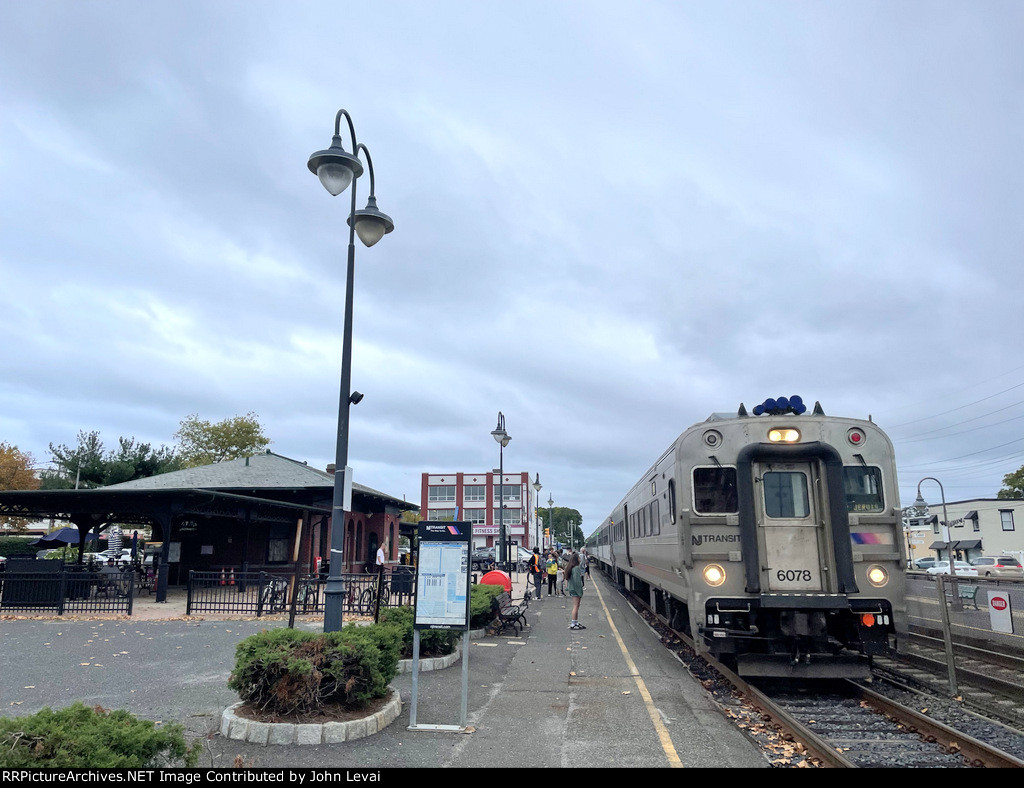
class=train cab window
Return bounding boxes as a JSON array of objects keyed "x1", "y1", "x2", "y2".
[
  {"x1": 693, "y1": 467, "x2": 738, "y2": 514},
  {"x1": 763, "y1": 472, "x2": 810, "y2": 519},
  {"x1": 668, "y1": 479, "x2": 677, "y2": 524},
  {"x1": 842, "y1": 467, "x2": 884, "y2": 512}
]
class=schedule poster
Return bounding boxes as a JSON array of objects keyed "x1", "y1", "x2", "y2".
[{"x1": 414, "y1": 521, "x2": 471, "y2": 630}]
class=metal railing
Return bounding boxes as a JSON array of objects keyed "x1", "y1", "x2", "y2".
[
  {"x1": 0, "y1": 564, "x2": 134, "y2": 615},
  {"x1": 185, "y1": 568, "x2": 417, "y2": 618}
]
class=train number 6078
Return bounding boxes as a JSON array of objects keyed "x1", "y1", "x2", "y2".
[{"x1": 776, "y1": 569, "x2": 813, "y2": 582}]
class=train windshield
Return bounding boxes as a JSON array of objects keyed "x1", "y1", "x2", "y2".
[
  {"x1": 762, "y1": 472, "x2": 811, "y2": 518},
  {"x1": 842, "y1": 466, "x2": 884, "y2": 512},
  {"x1": 693, "y1": 467, "x2": 738, "y2": 514}
]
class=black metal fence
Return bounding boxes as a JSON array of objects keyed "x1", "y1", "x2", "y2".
[
  {"x1": 0, "y1": 562, "x2": 135, "y2": 615},
  {"x1": 185, "y1": 567, "x2": 417, "y2": 618}
]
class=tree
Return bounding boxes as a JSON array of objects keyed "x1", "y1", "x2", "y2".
[
  {"x1": 998, "y1": 466, "x2": 1024, "y2": 499},
  {"x1": 0, "y1": 443, "x2": 42, "y2": 533},
  {"x1": 43, "y1": 431, "x2": 181, "y2": 489},
  {"x1": 174, "y1": 412, "x2": 271, "y2": 468},
  {"x1": 539, "y1": 506, "x2": 584, "y2": 549}
]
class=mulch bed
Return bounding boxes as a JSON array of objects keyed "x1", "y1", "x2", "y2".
[{"x1": 233, "y1": 693, "x2": 393, "y2": 725}]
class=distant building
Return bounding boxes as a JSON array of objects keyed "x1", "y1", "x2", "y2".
[
  {"x1": 906, "y1": 498, "x2": 1024, "y2": 563},
  {"x1": 420, "y1": 471, "x2": 540, "y2": 552}
]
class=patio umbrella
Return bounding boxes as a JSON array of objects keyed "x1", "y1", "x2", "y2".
[{"x1": 30, "y1": 527, "x2": 99, "y2": 549}]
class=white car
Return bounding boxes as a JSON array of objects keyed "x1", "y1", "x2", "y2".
[
  {"x1": 86, "y1": 549, "x2": 133, "y2": 566},
  {"x1": 926, "y1": 561, "x2": 978, "y2": 577}
]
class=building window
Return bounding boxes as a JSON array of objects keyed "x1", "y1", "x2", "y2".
[
  {"x1": 267, "y1": 525, "x2": 290, "y2": 564},
  {"x1": 428, "y1": 508, "x2": 456, "y2": 521},
  {"x1": 492, "y1": 508, "x2": 518, "y2": 525},
  {"x1": 428, "y1": 485, "x2": 456, "y2": 502},
  {"x1": 1001, "y1": 510, "x2": 1015, "y2": 532},
  {"x1": 492, "y1": 484, "x2": 521, "y2": 501},
  {"x1": 464, "y1": 509, "x2": 488, "y2": 524},
  {"x1": 464, "y1": 485, "x2": 486, "y2": 502}
]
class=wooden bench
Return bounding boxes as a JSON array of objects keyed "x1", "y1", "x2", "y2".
[{"x1": 493, "y1": 590, "x2": 529, "y2": 635}]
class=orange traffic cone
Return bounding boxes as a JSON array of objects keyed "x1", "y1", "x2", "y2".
[
  {"x1": 228, "y1": 569, "x2": 235, "y2": 585},
  {"x1": 220, "y1": 568, "x2": 226, "y2": 586}
]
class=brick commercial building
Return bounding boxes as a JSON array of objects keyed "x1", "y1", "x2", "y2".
[{"x1": 420, "y1": 471, "x2": 541, "y2": 553}]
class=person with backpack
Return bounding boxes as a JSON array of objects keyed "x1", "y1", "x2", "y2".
[
  {"x1": 545, "y1": 549, "x2": 559, "y2": 596},
  {"x1": 529, "y1": 547, "x2": 544, "y2": 600}
]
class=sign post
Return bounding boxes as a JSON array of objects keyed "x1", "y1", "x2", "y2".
[{"x1": 408, "y1": 521, "x2": 472, "y2": 732}]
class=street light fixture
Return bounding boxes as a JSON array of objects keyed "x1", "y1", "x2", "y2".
[
  {"x1": 491, "y1": 413, "x2": 511, "y2": 571},
  {"x1": 914, "y1": 477, "x2": 955, "y2": 577},
  {"x1": 309, "y1": 109, "x2": 395, "y2": 632},
  {"x1": 532, "y1": 474, "x2": 542, "y2": 551}
]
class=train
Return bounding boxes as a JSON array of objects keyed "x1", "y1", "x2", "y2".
[{"x1": 586, "y1": 396, "x2": 906, "y2": 677}]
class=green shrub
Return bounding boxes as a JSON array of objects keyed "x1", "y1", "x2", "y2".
[
  {"x1": 379, "y1": 606, "x2": 458, "y2": 657},
  {"x1": 471, "y1": 583, "x2": 504, "y2": 628},
  {"x1": 228, "y1": 623, "x2": 403, "y2": 716},
  {"x1": 0, "y1": 536, "x2": 39, "y2": 557},
  {"x1": 0, "y1": 703, "x2": 196, "y2": 768}
]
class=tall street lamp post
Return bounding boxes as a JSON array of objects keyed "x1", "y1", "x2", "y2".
[
  {"x1": 491, "y1": 413, "x2": 511, "y2": 571},
  {"x1": 532, "y1": 474, "x2": 542, "y2": 551},
  {"x1": 309, "y1": 109, "x2": 394, "y2": 633}
]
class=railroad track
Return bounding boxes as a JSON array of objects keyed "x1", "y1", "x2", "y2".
[{"x1": 620, "y1": 585, "x2": 1024, "y2": 767}]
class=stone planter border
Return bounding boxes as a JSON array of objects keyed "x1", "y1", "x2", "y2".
[{"x1": 220, "y1": 688, "x2": 402, "y2": 746}]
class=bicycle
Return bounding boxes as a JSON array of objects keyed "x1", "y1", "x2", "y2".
[
  {"x1": 358, "y1": 572, "x2": 391, "y2": 617},
  {"x1": 260, "y1": 577, "x2": 288, "y2": 614},
  {"x1": 296, "y1": 576, "x2": 321, "y2": 613}
]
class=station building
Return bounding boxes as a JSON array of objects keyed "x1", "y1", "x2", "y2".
[
  {"x1": 905, "y1": 497, "x2": 1024, "y2": 564},
  {"x1": 420, "y1": 470, "x2": 542, "y2": 552}
]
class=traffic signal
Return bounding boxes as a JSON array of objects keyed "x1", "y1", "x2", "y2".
[{"x1": 544, "y1": 528, "x2": 550, "y2": 537}]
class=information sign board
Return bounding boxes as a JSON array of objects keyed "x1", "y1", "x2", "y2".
[{"x1": 414, "y1": 521, "x2": 471, "y2": 631}]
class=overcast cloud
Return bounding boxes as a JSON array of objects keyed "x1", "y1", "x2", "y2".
[{"x1": 2, "y1": 2, "x2": 1022, "y2": 532}]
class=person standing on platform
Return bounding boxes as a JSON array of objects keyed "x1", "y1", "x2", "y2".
[
  {"x1": 529, "y1": 547, "x2": 544, "y2": 600},
  {"x1": 546, "y1": 549, "x2": 559, "y2": 596},
  {"x1": 579, "y1": 547, "x2": 590, "y2": 584},
  {"x1": 565, "y1": 552, "x2": 585, "y2": 629}
]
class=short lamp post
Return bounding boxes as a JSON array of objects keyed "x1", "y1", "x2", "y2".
[
  {"x1": 914, "y1": 477, "x2": 955, "y2": 577},
  {"x1": 532, "y1": 474, "x2": 542, "y2": 551},
  {"x1": 914, "y1": 476, "x2": 960, "y2": 696},
  {"x1": 547, "y1": 494, "x2": 554, "y2": 550},
  {"x1": 491, "y1": 413, "x2": 511, "y2": 571},
  {"x1": 309, "y1": 109, "x2": 394, "y2": 633}
]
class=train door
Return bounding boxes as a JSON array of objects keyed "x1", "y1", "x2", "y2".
[{"x1": 755, "y1": 461, "x2": 830, "y2": 592}]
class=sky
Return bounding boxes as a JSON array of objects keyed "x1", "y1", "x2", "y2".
[{"x1": 2, "y1": 2, "x2": 1023, "y2": 535}]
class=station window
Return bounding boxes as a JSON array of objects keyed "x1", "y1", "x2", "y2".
[
  {"x1": 763, "y1": 472, "x2": 810, "y2": 519},
  {"x1": 267, "y1": 524, "x2": 290, "y2": 564},
  {"x1": 693, "y1": 467, "x2": 738, "y2": 514},
  {"x1": 842, "y1": 467, "x2": 884, "y2": 512}
]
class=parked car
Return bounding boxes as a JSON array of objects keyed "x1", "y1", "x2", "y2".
[
  {"x1": 969, "y1": 556, "x2": 1024, "y2": 578},
  {"x1": 85, "y1": 548, "x2": 133, "y2": 566},
  {"x1": 471, "y1": 548, "x2": 496, "y2": 571},
  {"x1": 926, "y1": 561, "x2": 978, "y2": 577},
  {"x1": 0, "y1": 555, "x2": 6, "y2": 570},
  {"x1": 913, "y1": 556, "x2": 937, "y2": 570}
]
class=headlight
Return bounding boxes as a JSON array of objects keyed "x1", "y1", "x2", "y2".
[
  {"x1": 768, "y1": 428, "x2": 800, "y2": 443},
  {"x1": 703, "y1": 564, "x2": 726, "y2": 587},
  {"x1": 867, "y1": 565, "x2": 888, "y2": 587}
]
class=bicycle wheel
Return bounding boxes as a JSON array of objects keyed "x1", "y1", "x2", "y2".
[
  {"x1": 358, "y1": 588, "x2": 374, "y2": 616},
  {"x1": 379, "y1": 585, "x2": 391, "y2": 610}
]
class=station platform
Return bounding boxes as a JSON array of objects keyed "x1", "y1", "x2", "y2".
[{"x1": 211, "y1": 569, "x2": 770, "y2": 768}]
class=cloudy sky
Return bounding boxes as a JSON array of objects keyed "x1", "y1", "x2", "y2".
[{"x1": 2, "y1": 2, "x2": 1022, "y2": 533}]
